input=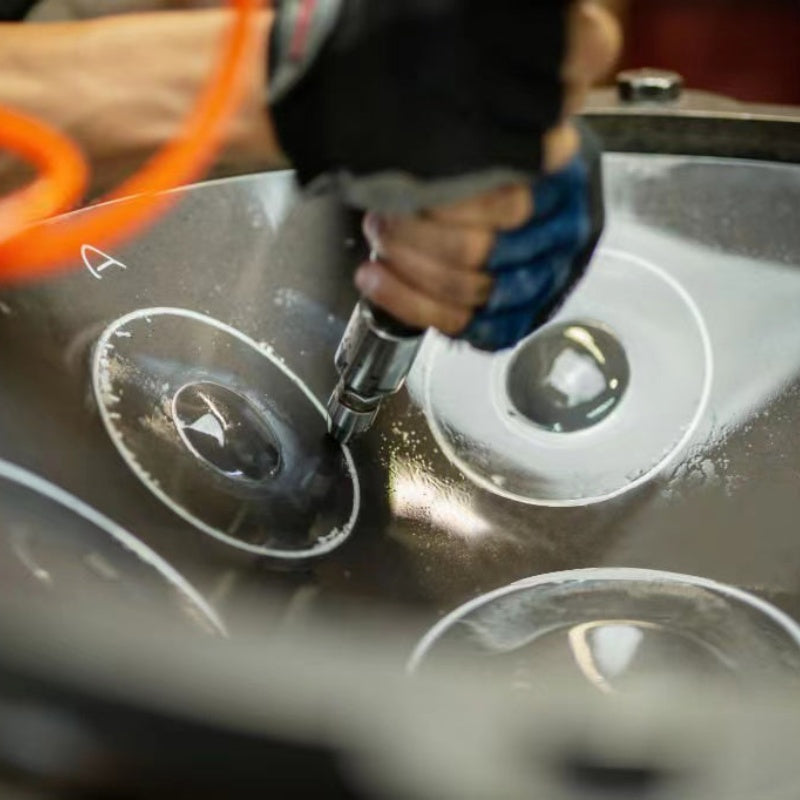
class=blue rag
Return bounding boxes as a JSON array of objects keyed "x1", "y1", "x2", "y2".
[{"x1": 462, "y1": 156, "x2": 594, "y2": 352}]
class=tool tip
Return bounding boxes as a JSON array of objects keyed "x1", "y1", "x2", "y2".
[{"x1": 326, "y1": 391, "x2": 377, "y2": 445}]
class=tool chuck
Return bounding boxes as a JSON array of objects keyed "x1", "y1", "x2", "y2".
[{"x1": 327, "y1": 301, "x2": 422, "y2": 444}]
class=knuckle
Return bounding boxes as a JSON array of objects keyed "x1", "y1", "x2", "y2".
[
  {"x1": 439, "y1": 307, "x2": 471, "y2": 336},
  {"x1": 362, "y1": 212, "x2": 383, "y2": 246},
  {"x1": 381, "y1": 220, "x2": 427, "y2": 262},
  {"x1": 500, "y1": 186, "x2": 533, "y2": 230},
  {"x1": 427, "y1": 266, "x2": 489, "y2": 308},
  {"x1": 438, "y1": 272, "x2": 469, "y2": 305},
  {"x1": 429, "y1": 266, "x2": 455, "y2": 299},
  {"x1": 380, "y1": 214, "x2": 405, "y2": 241},
  {"x1": 452, "y1": 273, "x2": 491, "y2": 307},
  {"x1": 376, "y1": 239, "x2": 403, "y2": 266},
  {"x1": 458, "y1": 229, "x2": 493, "y2": 268},
  {"x1": 357, "y1": 272, "x2": 382, "y2": 304},
  {"x1": 375, "y1": 291, "x2": 416, "y2": 328}
]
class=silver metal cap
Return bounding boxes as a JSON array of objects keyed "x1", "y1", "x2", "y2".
[
  {"x1": 327, "y1": 393, "x2": 379, "y2": 445},
  {"x1": 617, "y1": 69, "x2": 684, "y2": 105}
]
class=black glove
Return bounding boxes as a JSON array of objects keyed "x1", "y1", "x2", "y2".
[{"x1": 269, "y1": 0, "x2": 569, "y2": 212}]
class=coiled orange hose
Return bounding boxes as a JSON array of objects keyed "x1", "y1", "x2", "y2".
[
  {"x1": 0, "y1": 0, "x2": 261, "y2": 282},
  {"x1": 0, "y1": 107, "x2": 88, "y2": 235}
]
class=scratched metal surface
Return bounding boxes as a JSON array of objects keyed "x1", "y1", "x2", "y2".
[{"x1": 1, "y1": 153, "x2": 799, "y2": 646}]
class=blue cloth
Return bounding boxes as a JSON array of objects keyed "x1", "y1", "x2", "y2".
[{"x1": 462, "y1": 156, "x2": 593, "y2": 352}]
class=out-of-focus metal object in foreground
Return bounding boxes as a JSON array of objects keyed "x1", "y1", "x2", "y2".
[
  {"x1": 586, "y1": 71, "x2": 800, "y2": 163},
  {"x1": 0, "y1": 593, "x2": 798, "y2": 800},
  {"x1": 327, "y1": 301, "x2": 422, "y2": 444},
  {"x1": 409, "y1": 568, "x2": 800, "y2": 689}
]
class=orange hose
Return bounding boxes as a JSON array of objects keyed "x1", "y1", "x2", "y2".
[
  {"x1": 0, "y1": 0, "x2": 261, "y2": 282},
  {"x1": 0, "y1": 107, "x2": 88, "y2": 235}
]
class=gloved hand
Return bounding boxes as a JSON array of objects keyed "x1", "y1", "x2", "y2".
[
  {"x1": 358, "y1": 121, "x2": 605, "y2": 350},
  {"x1": 269, "y1": 0, "x2": 570, "y2": 210},
  {"x1": 463, "y1": 122, "x2": 604, "y2": 352},
  {"x1": 269, "y1": 0, "x2": 619, "y2": 350}
]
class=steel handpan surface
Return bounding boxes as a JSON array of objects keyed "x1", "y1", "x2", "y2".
[{"x1": 0, "y1": 158, "x2": 799, "y2": 640}]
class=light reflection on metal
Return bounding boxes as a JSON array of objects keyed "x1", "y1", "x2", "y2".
[
  {"x1": 567, "y1": 620, "x2": 652, "y2": 695},
  {"x1": 564, "y1": 325, "x2": 607, "y2": 365},
  {"x1": 11, "y1": 528, "x2": 53, "y2": 588},
  {"x1": 389, "y1": 466, "x2": 492, "y2": 541}
]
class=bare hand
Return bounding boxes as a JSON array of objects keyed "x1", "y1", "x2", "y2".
[{"x1": 356, "y1": 1, "x2": 621, "y2": 335}]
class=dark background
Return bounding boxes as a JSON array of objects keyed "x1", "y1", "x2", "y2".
[{"x1": 609, "y1": 0, "x2": 800, "y2": 105}]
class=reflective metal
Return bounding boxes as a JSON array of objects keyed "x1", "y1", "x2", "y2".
[
  {"x1": 505, "y1": 321, "x2": 630, "y2": 433},
  {"x1": 328, "y1": 299, "x2": 423, "y2": 443},
  {"x1": 617, "y1": 68, "x2": 684, "y2": 104},
  {"x1": 409, "y1": 568, "x2": 800, "y2": 690},
  {"x1": 1, "y1": 150, "x2": 800, "y2": 637},
  {"x1": 1, "y1": 114, "x2": 800, "y2": 796},
  {"x1": 585, "y1": 88, "x2": 800, "y2": 164}
]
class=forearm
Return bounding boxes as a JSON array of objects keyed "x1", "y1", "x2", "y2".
[{"x1": 0, "y1": 10, "x2": 283, "y2": 197}]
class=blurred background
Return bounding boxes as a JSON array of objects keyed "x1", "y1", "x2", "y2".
[
  {"x1": 24, "y1": 0, "x2": 800, "y2": 107},
  {"x1": 606, "y1": 0, "x2": 800, "y2": 105}
]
